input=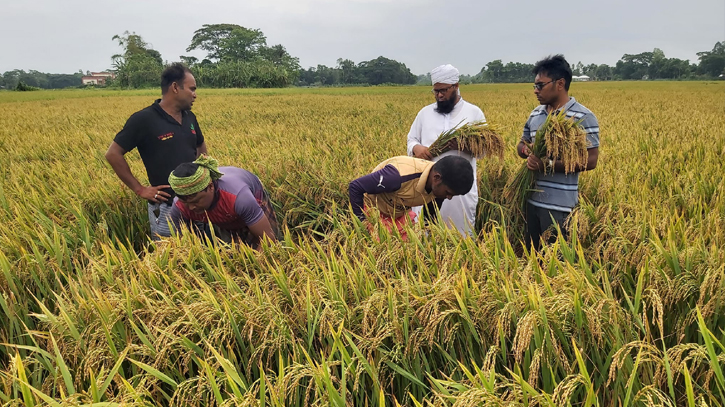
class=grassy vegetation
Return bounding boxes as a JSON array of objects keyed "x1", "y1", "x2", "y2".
[{"x1": 0, "y1": 82, "x2": 723, "y2": 406}]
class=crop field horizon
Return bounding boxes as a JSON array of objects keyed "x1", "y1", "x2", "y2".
[{"x1": 0, "y1": 81, "x2": 724, "y2": 406}]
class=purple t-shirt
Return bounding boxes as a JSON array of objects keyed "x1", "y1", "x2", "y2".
[{"x1": 170, "y1": 166, "x2": 265, "y2": 230}]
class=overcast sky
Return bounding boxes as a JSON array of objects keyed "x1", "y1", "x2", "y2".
[{"x1": 1, "y1": 0, "x2": 723, "y2": 76}]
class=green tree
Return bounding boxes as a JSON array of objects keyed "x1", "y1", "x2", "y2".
[
  {"x1": 474, "y1": 60, "x2": 533, "y2": 83},
  {"x1": 185, "y1": 24, "x2": 301, "y2": 86},
  {"x1": 648, "y1": 48, "x2": 667, "y2": 79},
  {"x1": 336, "y1": 58, "x2": 357, "y2": 84},
  {"x1": 111, "y1": 31, "x2": 164, "y2": 88},
  {"x1": 298, "y1": 67, "x2": 317, "y2": 86},
  {"x1": 47, "y1": 73, "x2": 82, "y2": 88},
  {"x1": 615, "y1": 52, "x2": 653, "y2": 79},
  {"x1": 298, "y1": 57, "x2": 415, "y2": 87},
  {"x1": 612, "y1": 48, "x2": 693, "y2": 80},
  {"x1": 458, "y1": 74, "x2": 473, "y2": 85},
  {"x1": 112, "y1": 32, "x2": 162, "y2": 65},
  {"x1": 503, "y1": 61, "x2": 535, "y2": 82},
  {"x1": 3, "y1": 70, "x2": 21, "y2": 89},
  {"x1": 315, "y1": 64, "x2": 339, "y2": 85},
  {"x1": 594, "y1": 64, "x2": 613, "y2": 81},
  {"x1": 481, "y1": 60, "x2": 504, "y2": 82},
  {"x1": 1, "y1": 70, "x2": 81, "y2": 89},
  {"x1": 179, "y1": 56, "x2": 199, "y2": 67},
  {"x1": 187, "y1": 24, "x2": 267, "y2": 62},
  {"x1": 669, "y1": 58, "x2": 692, "y2": 78},
  {"x1": 193, "y1": 60, "x2": 293, "y2": 88},
  {"x1": 583, "y1": 63, "x2": 598, "y2": 78},
  {"x1": 355, "y1": 56, "x2": 416, "y2": 85},
  {"x1": 697, "y1": 41, "x2": 725, "y2": 77},
  {"x1": 415, "y1": 73, "x2": 431, "y2": 85},
  {"x1": 17, "y1": 70, "x2": 48, "y2": 88},
  {"x1": 259, "y1": 44, "x2": 301, "y2": 82}
]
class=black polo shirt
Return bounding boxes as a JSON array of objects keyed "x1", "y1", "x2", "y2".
[{"x1": 114, "y1": 99, "x2": 204, "y2": 198}]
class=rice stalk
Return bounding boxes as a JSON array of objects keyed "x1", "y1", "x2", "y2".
[
  {"x1": 504, "y1": 109, "x2": 589, "y2": 216},
  {"x1": 428, "y1": 120, "x2": 505, "y2": 160}
]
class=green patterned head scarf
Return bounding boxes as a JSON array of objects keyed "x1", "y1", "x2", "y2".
[{"x1": 168, "y1": 155, "x2": 224, "y2": 196}]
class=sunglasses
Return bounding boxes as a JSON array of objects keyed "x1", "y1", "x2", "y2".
[{"x1": 533, "y1": 80, "x2": 556, "y2": 91}]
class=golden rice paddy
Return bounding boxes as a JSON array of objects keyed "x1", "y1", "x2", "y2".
[{"x1": 0, "y1": 81, "x2": 723, "y2": 406}]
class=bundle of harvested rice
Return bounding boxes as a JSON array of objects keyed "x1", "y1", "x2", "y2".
[
  {"x1": 428, "y1": 120, "x2": 505, "y2": 159},
  {"x1": 504, "y1": 110, "x2": 589, "y2": 214}
]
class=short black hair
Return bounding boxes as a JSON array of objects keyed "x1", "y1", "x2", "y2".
[
  {"x1": 533, "y1": 55, "x2": 572, "y2": 91},
  {"x1": 431, "y1": 155, "x2": 474, "y2": 195},
  {"x1": 172, "y1": 162, "x2": 199, "y2": 178},
  {"x1": 161, "y1": 63, "x2": 191, "y2": 94}
]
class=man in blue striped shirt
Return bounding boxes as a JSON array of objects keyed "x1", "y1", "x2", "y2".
[{"x1": 516, "y1": 55, "x2": 600, "y2": 250}]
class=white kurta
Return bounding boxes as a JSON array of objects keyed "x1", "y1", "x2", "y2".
[{"x1": 406, "y1": 98, "x2": 485, "y2": 237}]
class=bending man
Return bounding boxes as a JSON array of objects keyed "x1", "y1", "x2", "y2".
[
  {"x1": 168, "y1": 156, "x2": 280, "y2": 250},
  {"x1": 349, "y1": 155, "x2": 474, "y2": 239}
]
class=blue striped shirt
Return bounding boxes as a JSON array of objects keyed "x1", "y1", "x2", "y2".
[{"x1": 521, "y1": 97, "x2": 600, "y2": 212}]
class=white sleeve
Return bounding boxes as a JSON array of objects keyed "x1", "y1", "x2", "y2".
[
  {"x1": 406, "y1": 112, "x2": 423, "y2": 156},
  {"x1": 476, "y1": 106, "x2": 486, "y2": 123},
  {"x1": 473, "y1": 106, "x2": 488, "y2": 158}
]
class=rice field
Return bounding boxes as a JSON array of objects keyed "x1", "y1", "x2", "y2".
[{"x1": 0, "y1": 81, "x2": 724, "y2": 406}]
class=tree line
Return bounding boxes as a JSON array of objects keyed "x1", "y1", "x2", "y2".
[
  {"x1": 0, "y1": 70, "x2": 84, "y2": 90},
  {"x1": 439, "y1": 43, "x2": 725, "y2": 84},
  {"x1": 110, "y1": 25, "x2": 417, "y2": 88},
  {"x1": 298, "y1": 57, "x2": 417, "y2": 86},
  {"x1": 110, "y1": 25, "x2": 302, "y2": 89},
  {"x1": 2, "y1": 29, "x2": 723, "y2": 90}
]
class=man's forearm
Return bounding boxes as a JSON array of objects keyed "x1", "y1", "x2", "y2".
[
  {"x1": 348, "y1": 165, "x2": 403, "y2": 220},
  {"x1": 348, "y1": 179, "x2": 368, "y2": 220},
  {"x1": 550, "y1": 147, "x2": 598, "y2": 173},
  {"x1": 248, "y1": 216, "x2": 277, "y2": 249},
  {"x1": 196, "y1": 142, "x2": 208, "y2": 158}
]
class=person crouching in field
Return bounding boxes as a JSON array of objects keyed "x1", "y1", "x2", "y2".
[
  {"x1": 167, "y1": 156, "x2": 280, "y2": 250},
  {"x1": 348, "y1": 155, "x2": 473, "y2": 239}
]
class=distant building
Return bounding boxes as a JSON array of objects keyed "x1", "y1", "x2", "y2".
[
  {"x1": 81, "y1": 72, "x2": 115, "y2": 86},
  {"x1": 572, "y1": 75, "x2": 590, "y2": 82}
]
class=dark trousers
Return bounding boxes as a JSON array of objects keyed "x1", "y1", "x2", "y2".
[{"x1": 525, "y1": 202, "x2": 569, "y2": 251}]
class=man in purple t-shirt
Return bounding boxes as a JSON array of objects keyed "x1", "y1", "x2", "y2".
[{"x1": 168, "y1": 156, "x2": 279, "y2": 250}]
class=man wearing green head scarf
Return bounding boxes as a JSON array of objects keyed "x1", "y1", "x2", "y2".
[{"x1": 168, "y1": 156, "x2": 280, "y2": 250}]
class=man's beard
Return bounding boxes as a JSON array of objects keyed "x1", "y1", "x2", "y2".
[{"x1": 435, "y1": 92, "x2": 457, "y2": 114}]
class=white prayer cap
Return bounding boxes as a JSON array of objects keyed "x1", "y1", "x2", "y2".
[{"x1": 430, "y1": 64, "x2": 460, "y2": 85}]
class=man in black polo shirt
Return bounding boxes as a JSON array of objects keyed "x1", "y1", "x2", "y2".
[{"x1": 105, "y1": 63, "x2": 208, "y2": 239}]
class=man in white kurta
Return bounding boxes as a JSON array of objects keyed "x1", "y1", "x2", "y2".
[{"x1": 406, "y1": 64, "x2": 485, "y2": 237}]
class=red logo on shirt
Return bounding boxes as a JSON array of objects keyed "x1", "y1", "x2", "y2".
[{"x1": 158, "y1": 132, "x2": 174, "y2": 141}]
